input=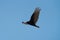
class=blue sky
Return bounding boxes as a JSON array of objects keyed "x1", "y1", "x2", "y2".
[{"x1": 0, "y1": 0, "x2": 60, "y2": 40}]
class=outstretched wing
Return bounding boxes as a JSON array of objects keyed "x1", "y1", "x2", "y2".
[{"x1": 29, "y1": 7, "x2": 41, "y2": 24}]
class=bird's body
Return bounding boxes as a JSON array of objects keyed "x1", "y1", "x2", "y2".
[
  {"x1": 22, "y1": 7, "x2": 41, "y2": 28},
  {"x1": 27, "y1": 21, "x2": 39, "y2": 28}
]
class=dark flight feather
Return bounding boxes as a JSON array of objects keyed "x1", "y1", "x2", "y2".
[{"x1": 29, "y1": 8, "x2": 40, "y2": 24}]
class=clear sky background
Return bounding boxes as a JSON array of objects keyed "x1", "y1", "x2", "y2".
[{"x1": 0, "y1": 0, "x2": 60, "y2": 40}]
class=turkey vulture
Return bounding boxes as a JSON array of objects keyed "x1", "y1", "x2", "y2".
[{"x1": 22, "y1": 7, "x2": 41, "y2": 28}]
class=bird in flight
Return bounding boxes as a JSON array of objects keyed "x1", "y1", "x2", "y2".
[{"x1": 22, "y1": 7, "x2": 41, "y2": 28}]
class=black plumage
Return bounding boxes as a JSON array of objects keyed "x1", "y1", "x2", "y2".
[{"x1": 22, "y1": 7, "x2": 41, "y2": 28}]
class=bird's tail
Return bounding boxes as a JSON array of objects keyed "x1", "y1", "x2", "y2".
[{"x1": 35, "y1": 25, "x2": 40, "y2": 28}]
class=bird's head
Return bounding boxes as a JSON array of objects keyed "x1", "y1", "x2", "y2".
[{"x1": 22, "y1": 22, "x2": 28, "y2": 24}]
